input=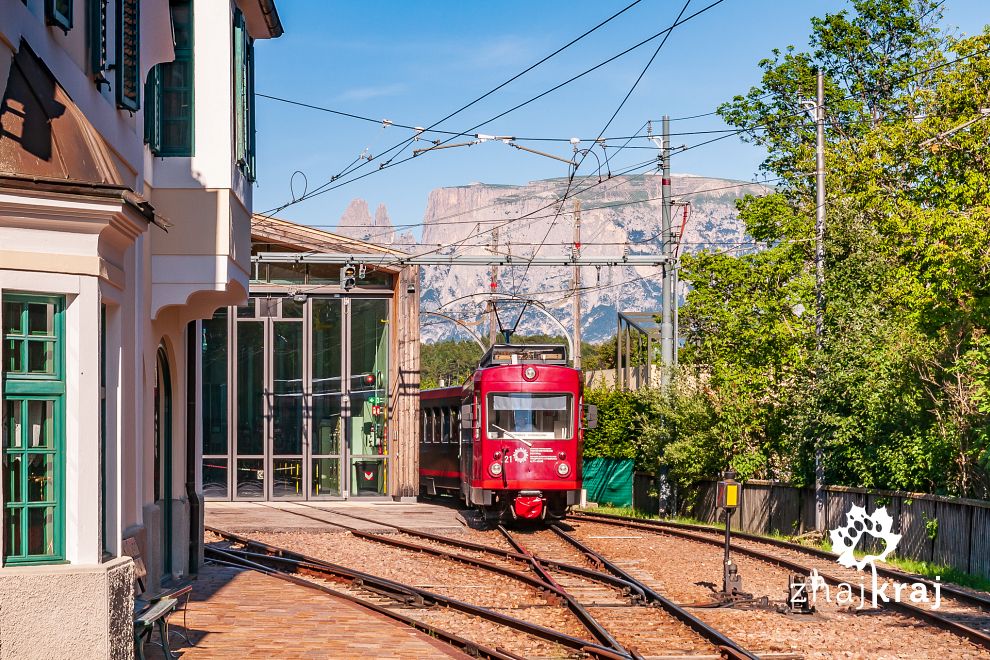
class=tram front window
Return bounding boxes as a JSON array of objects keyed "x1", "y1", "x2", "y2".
[{"x1": 487, "y1": 393, "x2": 572, "y2": 440}]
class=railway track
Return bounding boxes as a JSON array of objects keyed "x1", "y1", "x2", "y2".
[
  {"x1": 282, "y1": 505, "x2": 768, "y2": 659},
  {"x1": 206, "y1": 526, "x2": 619, "y2": 659},
  {"x1": 571, "y1": 511, "x2": 990, "y2": 651},
  {"x1": 499, "y1": 525, "x2": 755, "y2": 659}
]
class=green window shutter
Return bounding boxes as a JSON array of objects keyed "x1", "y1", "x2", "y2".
[
  {"x1": 2, "y1": 294, "x2": 66, "y2": 565},
  {"x1": 115, "y1": 0, "x2": 140, "y2": 111},
  {"x1": 46, "y1": 0, "x2": 73, "y2": 32},
  {"x1": 233, "y1": 10, "x2": 246, "y2": 172},
  {"x1": 233, "y1": 9, "x2": 255, "y2": 181},
  {"x1": 245, "y1": 38, "x2": 256, "y2": 181},
  {"x1": 87, "y1": 0, "x2": 108, "y2": 86},
  {"x1": 144, "y1": 67, "x2": 162, "y2": 154}
]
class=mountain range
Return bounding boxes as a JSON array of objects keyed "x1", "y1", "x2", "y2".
[{"x1": 332, "y1": 174, "x2": 769, "y2": 342}]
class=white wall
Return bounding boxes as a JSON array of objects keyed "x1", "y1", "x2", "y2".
[{"x1": 0, "y1": 0, "x2": 174, "y2": 192}]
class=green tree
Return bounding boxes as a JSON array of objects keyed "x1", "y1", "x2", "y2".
[{"x1": 675, "y1": 0, "x2": 990, "y2": 496}]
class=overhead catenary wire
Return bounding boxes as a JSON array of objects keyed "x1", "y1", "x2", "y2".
[
  {"x1": 255, "y1": 0, "x2": 646, "y2": 221},
  {"x1": 516, "y1": 0, "x2": 707, "y2": 291},
  {"x1": 256, "y1": 0, "x2": 732, "y2": 222}
]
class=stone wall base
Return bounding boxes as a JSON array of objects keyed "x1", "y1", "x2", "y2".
[{"x1": 0, "y1": 556, "x2": 134, "y2": 659}]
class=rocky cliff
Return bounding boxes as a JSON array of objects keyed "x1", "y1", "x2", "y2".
[{"x1": 332, "y1": 174, "x2": 768, "y2": 342}]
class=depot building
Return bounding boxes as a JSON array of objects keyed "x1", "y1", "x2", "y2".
[{"x1": 197, "y1": 216, "x2": 421, "y2": 502}]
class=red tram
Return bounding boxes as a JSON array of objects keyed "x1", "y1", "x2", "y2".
[{"x1": 419, "y1": 344, "x2": 595, "y2": 522}]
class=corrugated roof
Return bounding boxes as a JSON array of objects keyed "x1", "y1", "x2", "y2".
[
  {"x1": 251, "y1": 214, "x2": 408, "y2": 261},
  {"x1": 0, "y1": 41, "x2": 124, "y2": 185}
]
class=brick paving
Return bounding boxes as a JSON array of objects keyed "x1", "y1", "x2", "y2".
[
  {"x1": 206, "y1": 500, "x2": 467, "y2": 535},
  {"x1": 145, "y1": 563, "x2": 470, "y2": 659}
]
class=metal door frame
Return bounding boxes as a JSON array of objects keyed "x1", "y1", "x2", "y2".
[
  {"x1": 342, "y1": 296, "x2": 392, "y2": 499},
  {"x1": 308, "y1": 295, "x2": 345, "y2": 500},
  {"x1": 225, "y1": 294, "x2": 392, "y2": 501},
  {"x1": 269, "y1": 309, "x2": 306, "y2": 501}
]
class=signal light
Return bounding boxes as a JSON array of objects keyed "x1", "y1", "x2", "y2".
[
  {"x1": 489, "y1": 462, "x2": 503, "y2": 477},
  {"x1": 556, "y1": 462, "x2": 571, "y2": 477},
  {"x1": 342, "y1": 263, "x2": 357, "y2": 290},
  {"x1": 363, "y1": 373, "x2": 375, "y2": 385}
]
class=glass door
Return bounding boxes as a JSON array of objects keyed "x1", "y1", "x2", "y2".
[
  {"x1": 234, "y1": 316, "x2": 265, "y2": 500},
  {"x1": 310, "y1": 298, "x2": 343, "y2": 498},
  {"x1": 346, "y1": 299, "x2": 389, "y2": 497},
  {"x1": 271, "y1": 316, "x2": 304, "y2": 499}
]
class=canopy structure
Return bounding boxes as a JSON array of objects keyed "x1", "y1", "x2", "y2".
[{"x1": 617, "y1": 311, "x2": 662, "y2": 390}]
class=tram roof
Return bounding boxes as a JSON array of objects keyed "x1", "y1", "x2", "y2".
[{"x1": 479, "y1": 344, "x2": 568, "y2": 368}]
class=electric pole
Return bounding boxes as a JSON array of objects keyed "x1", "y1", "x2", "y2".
[
  {"x1": 660, "y1": 115, "x2": 674, "y2": 388},
  {"x1": 572, "y1": 200, "x2": 582, "y2": 369},
  {"x1": 813, "y1": 69, "x2": 827, "y2": 531},
  {"x1": 673, "y1": 203, "x2": 688, "y2": 369},
  {"x1": 488, "y1": 226, "x2": 499, "y2": 346}
]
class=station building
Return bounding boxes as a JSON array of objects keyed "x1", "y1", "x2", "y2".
[
  {"x1": 198, "y1": 216, "x2": 422, "y2": 503},
  {"x1": 0, "y1": 0, "x2": 282, "y2": 656}
]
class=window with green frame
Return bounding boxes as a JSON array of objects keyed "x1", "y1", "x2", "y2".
[
  {"x1": 46, "y1": 0, "x2": 73, "y2": 32},
  {"x1": 233, "y1": 8, "x2": 256, "y2": 181},
  {"x1": 2, "y1": 294, "x2": 65, "y2": 565},
  {"x1": 145, "y1": 0, "x2": 194, "y2": 156}
]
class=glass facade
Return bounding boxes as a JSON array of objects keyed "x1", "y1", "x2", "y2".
[{"x1": 202, "y1": 296, "x2": 390, "y2": 500}]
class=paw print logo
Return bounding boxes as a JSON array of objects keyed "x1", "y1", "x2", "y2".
[{"x1": 829, "y1": 505, "x2": 902, "y2": 571}]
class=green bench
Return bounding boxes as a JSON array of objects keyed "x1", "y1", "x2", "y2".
[{"x1": 124, "y1": 537, "x2": 191, "y2": 660}]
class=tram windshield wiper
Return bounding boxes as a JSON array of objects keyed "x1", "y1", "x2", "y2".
[{"x1": 491, "y1": 424, "x2": 533, "y2": 447}]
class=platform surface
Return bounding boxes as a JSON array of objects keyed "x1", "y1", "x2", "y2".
[
  {"x1": 145, "y1": 562, "x2": 470, "y2": 659},
  {"x1": 205, "y1": 500, "x2": 467, "y2": 535}
]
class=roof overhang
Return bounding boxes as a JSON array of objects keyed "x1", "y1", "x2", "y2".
[{"x1": 234, "y1": 0, "x2": 284, "y2": 39}]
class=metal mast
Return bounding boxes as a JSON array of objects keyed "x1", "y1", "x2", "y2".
[
  {"x1": 813, "y1": 69, "x2": 827, "y2": 531},
  {"x1": 488, "y1": 226, "x2": 499, "y2": 346},
  {"x1": 660, "y1": 115, "x2": 674, "y2": 388},
  {"x1": 572, "y1": 200, "x2": 582, "y2": 369}
]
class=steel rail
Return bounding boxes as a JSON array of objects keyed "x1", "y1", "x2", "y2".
[
  {"x1": 549, "y1": 524, "x2": 760, "y2": 660},
  {"x1": 497, "y1": 525, "x2": 632, "y2": 658},
  {"x1": 205, "y1": 547, "x2": 517, "y2": 660},
  {"x1": 570, "y1": 514, "x2": 990, "y2": 650},
  {"x1": 294, "y1": 505, "x2": 648, "y2": 600},
  {"x1": 574, "y1": 510, "x2": 990, "y2": 611},
  {"x1": 206, "y1": 526, "x2": 622, "y2": 658}
]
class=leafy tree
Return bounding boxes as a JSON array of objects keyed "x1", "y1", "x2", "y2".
[{"x1": 671, "y1": 0, "x2": 990, "y2": 496}]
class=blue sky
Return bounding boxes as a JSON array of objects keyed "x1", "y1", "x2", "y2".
[{"x1": 253, "y1": 1, "x2": 988, "y2": 236}]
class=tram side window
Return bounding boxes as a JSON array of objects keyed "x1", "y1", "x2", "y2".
[
  {"x1": 441, "y1": 409, "x2": 450, "y2": 444},
  {"x1": 428, "y1": 409, "x2": 436, "y2": 443},
  {"x1": 421, "y1": 411, "x2": 428, "y2": 445}
]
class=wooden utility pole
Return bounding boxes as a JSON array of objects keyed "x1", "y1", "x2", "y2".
[
  {"x1": 813, "y1": 69, "x2": 827, "y2": 531},
  {"x1": 572, "y1": 200, "x2": 582, "y2": 369}
]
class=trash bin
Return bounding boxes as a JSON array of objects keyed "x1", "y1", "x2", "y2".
[{"x1": 354, "y1": 461, "x2": 382, "y2": 494}]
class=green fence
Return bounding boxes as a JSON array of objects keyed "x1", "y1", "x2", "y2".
[{"x1": 582, "y1": 458, "x2": 634, "y2": 507}]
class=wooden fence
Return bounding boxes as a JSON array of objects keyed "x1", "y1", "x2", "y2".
[{"x1": 688, "y1": 480, "x2": 990, "y2": 580}]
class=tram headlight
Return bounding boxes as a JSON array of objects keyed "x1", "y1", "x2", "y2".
[
  {"x1": 489, "y1": 462, "x2": 503, "y2": 477},
  {"x1": 556, "y1": 462, "x2": 571, "y2": 477}
]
